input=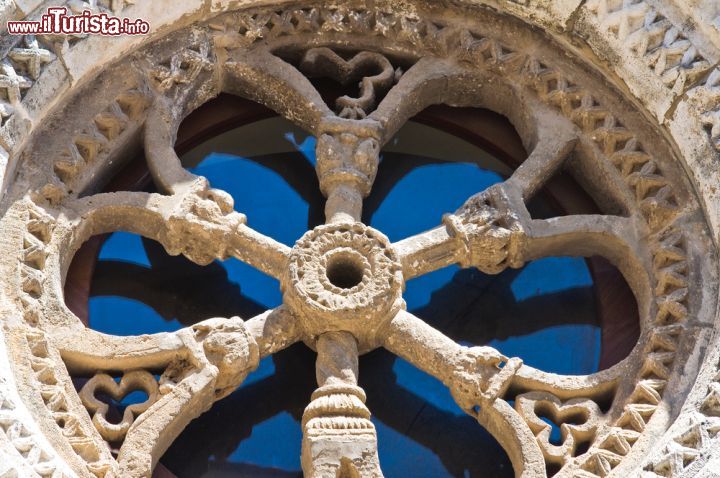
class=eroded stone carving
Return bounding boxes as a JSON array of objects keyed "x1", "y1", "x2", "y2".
[
  {"x1": 191, "y1": 316, "x2": 259, "y2": 399},
  {"x1": 587, "y1": 0, "x2": 711, "y2": 89},
  {"x1": 79, "y1": 371, "x2": 159, "y2": 443},
  {"x1": 443, "y1": 186, "x2": 525, "y2": 273},
  {"x1": 516, "y1": 392, "x2": 601, "y2": 467},
  {"x1": 314, "y1": 126, "x2": 381, "y2": 223},
  {"x1": 149, "y1": 43, "x2": 213, "y2": 94},
  {"x1": 161, "y1": 188, "x2": 243, "y2": 266},
  {"x1": 0, "y1": 1, "x2": 716, "y2": 478},
  {"x1": 650, "y1": 412, "x2": 720, "y2": 476},
  {"x1": 298, "y1": 47, "x2": 402, "y2": 119},
  {"x1": 450, "y1": 346, "x2": 522, "y2": 410}
]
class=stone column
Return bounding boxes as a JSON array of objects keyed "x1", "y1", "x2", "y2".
[{"x1": 301, "y1": 332, "x2": 383, "y2": 477}]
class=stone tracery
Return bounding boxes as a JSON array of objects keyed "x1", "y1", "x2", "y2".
[{"x1": 0, "y1": 2, "x2": 716, "y2": 478}]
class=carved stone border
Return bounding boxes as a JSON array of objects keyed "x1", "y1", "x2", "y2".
[{"x1": 0, "y1": 0, "x2": 716, "y2": 477}]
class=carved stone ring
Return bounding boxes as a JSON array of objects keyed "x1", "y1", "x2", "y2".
[{"x1": 283, "y1": 222, "x2": 404, "y2": 350}]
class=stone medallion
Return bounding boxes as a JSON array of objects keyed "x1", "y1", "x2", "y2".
[{"x1": 283, "y1": 222, "x2": 404, "y2": 349}]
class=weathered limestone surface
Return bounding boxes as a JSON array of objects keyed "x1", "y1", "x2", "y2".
[{"x1": 0, "y1": 1, "x2": 717, "y2": 477}]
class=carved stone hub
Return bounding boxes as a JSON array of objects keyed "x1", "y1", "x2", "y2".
[{"x1": 282, "y1": 222, "x2": 404, "y2": 348}]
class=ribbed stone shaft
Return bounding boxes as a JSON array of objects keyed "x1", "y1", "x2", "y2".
[{"x1": 325, "y1": 183, "x2": 364, "y2": 223}]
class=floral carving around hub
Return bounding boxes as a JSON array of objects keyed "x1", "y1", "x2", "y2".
[{"x1": 283, "y1": 222, "x2": 404, "y2": 349}]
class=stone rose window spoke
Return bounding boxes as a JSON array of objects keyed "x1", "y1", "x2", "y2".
[{"x1": 0, "y1": 4, "x2": 716, "y2": 478}]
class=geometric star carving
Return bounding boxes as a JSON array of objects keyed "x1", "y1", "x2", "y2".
[
  {"x1": 0, "y1": 61, "x2": 32, "y2": 104},
  {"x1": 8, "y1": 36, "x2": 53, "y2": 80}
]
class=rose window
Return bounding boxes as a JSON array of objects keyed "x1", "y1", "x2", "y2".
[{"x1": 0, "y1": 3, "x2": 717, "y2": 478}]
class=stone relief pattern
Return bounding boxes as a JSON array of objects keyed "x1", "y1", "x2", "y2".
[
  {"x1": 694, "y1": 68, "x2": 720, "y2": 152},
  {"x1": 0, "y1": 35, "x2": 53, "y2": 128},
  {"x1": 0, "y1": 0, "x2": 135, "y2": 155},
  {"x1": 4, "y1": 5, "x2": 695, "y2": 476},
  {"x1": 522, "y1": 57, "x2": 681, "y2": 232},
  {"x1": 645, "y1": 356, "x2": 720, "y2": 476},
  {"x1": 522, "y1": 48, "x2": 691, "y2": 477},
  {"x1": 40, "y1": 87, "x2": 149, "y2": 205},
  {"x1": 16, "y1": 200, "x2": 114, "y2": 477},
  {"x1": 37, "y1": 0, "x2": 131, "y2": 54},
  {"x1": 32, "y1": 31, "x2": 212, "y2": 206},
  {"x1": 6, "y1": 35, "x2": 261, "y2": 471},
  {"x1": 586, "y1": 228, "x2": 690, "y2": 477},
  {"x1": 0, "y1": 0, "x2": 712, "y2": 165},
  {"x1": 585, "y1": 0, "x2": 720, "y2": 152},
  {"x1": 521, "y1": 48, "x2": 691, "y2": 477},
  {"x1": 215, "y1": 5, "x2": 528, "y2": 71},
  {"x1": 0, "y1": 377, "x2": 68, "y2": 477},
  {"x1": 147, "y1": 42, "x2": 213, "y2": 95},
  {"x1": 0, "y1": 2, "x2": 714, "y2": 477},
  {"x1": 24, "y1": 332, "x2": 112, "y2": 477},
  {"x1": 585, "y1": 0, "x2": 711, "y2": 90},
  {"x1": 0, "y1": 33, "x2": 53, "y2": 159},
  {"x1": 0, "y1": 0, "x2": 712, "y2": 155},
  {"x1": 32, "y1": 7, "x2": 516, "y2": 200},
  {"x1": 220, "y1": 2, "x2": 711, "y2": 174},
  {"x1": 17, "y1": 201, "x2": 53, "y2": 326}
]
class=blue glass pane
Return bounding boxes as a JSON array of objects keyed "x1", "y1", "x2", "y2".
[
  {"x1": 98, "y1": 231, "x2": 151, "y2": 266},
  {"x1": 120, "y1": 389, "x2": 149, "y2": 406},
  {"x1": 367, "y1": 162, "x2": 503, "y2": 242},
  {"x1": 90, "y1": 296, "x2": 183, "y2": 335},
  {"x1": 89, "y1": 245, "x2": 281, "y2": 334},
  {"x1": 511, "y1": 257, "x2": 593, "y2": 301},
  {"x1": 391, "y1": 357, "x2": 461, "y2": 416},
  {"x1": 225, "y1": 411, "x2": 303, "y2": 470},
  {"x1": 373, "y1": 419, "x2": 447, "y2": 475},
  {"x1": 189, "y1": 154, "x2": 311, "y2": 247}
]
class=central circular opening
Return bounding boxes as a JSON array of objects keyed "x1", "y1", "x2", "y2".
[{"x1": 326, "y1": 256, "x2": 365, "y2": 289}]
